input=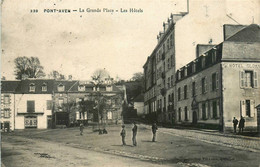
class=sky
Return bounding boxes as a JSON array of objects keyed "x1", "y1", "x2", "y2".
[{"x1": 1, "y1": 0, "x2": 259, "y2": 81}]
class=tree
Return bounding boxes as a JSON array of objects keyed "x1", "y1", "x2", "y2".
[
  {"x1": 91, "y1": 68, "x2": 110, "y2": 85},
  {"x1": 131, "y1": 72, "x2": 144, "y2": 82},
  {"x1": 48, "y1": 70, "x2": 66, "y2": 80},
  {"x1": 14, "y1": 56, "x2": 45, "y2": 80}
]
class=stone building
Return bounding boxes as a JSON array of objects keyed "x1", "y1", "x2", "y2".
[
  {"x1": 1, "y1": 81, "x2": 20, "y2": 131},
  {"x1": 175, "y1": 24, "x2": 260, "y2": 132}
]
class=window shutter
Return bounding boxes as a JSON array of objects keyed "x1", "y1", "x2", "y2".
[
  {"x1": 254, "y1": 71, "x2": 258, "y2": 88},
  {"x1": 250, "y1": 100, "x2": 255, "y2": 117},
  {"x1": 240, "y1": 71, "x2": 245, "y2": 88},
  {"x1": 205, "y1": 77, "x2": 207, "y2": 93},
  {"x1": 8, "y1": 110, "x2": 11, "y2": 118},
  {"x1": 216, "y1": 72, "x2": 219, "y2": 90},
  {"x1": 216, "y1": 100, "x2": 219, "y2": 118},
  {"x1": 240, "y1": 100, "x2": 246, "y2": 117},
  {"x1": 209, "y1": 74, "x2": 212, "y2": 91}
]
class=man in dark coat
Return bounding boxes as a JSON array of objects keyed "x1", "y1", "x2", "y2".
[
  {"x1": 152, "y1": 123, "x2": 158, "y2": 142},
  {"x1": 80, "y1": 123, "x2": 84, "y2": 136},
  {"x1": 232, "y1": 117, "x2": 238, "y2": 133},
  {"x1": 120, "y1": 125, "x2": 126, "y2": 145},
  {"x1": 238, "y1": 116, "x2": 245, "y2": 134},
  {"x1": 132, "y1": 122, "x2": 137, "y2": 146}
]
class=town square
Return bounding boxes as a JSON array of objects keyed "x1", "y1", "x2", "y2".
[{"x1": 1, "y1": 0, "x2": 260, "y2": 166}]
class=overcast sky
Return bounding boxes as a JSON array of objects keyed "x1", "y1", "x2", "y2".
[{"x1": 1, "y1": 0, "x2": 259, "y2": 81}]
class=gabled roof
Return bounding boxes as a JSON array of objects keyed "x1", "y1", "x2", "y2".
[
  {"x1": 15, "y1": 79, "x2": 55, "y2": 94},
  {"x1": 226, "y1": 24, "x2": 260, "y2": 42},
  {"x1": 1, "y1": 81, "x2": 20, "y2": 93}
]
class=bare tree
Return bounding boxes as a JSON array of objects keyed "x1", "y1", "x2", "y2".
[
  {"x1": 48, "y1": 70, "x2": 66, "y2": 80},
  {"x1": 91, "y1": 68, "x2": 110, "y2": 85}
]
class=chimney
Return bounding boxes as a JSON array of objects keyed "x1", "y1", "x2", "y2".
[
  {"x1": 21, "y1": 74, "x2": 28, "y2": 80},
  {"x1": 68, "y1": 75, "x2": 72, "y2": 81}
]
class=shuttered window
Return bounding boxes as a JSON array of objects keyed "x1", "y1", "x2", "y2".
[
  {"x1": 46, "y1": 100, "x2": 52, "y2": 110},
  {"x1": 240, "y1": 70, "x2": 257, "y2": 88},
  {"x1": 27, "y1": 101, "x2": 35, "y2": 113}
]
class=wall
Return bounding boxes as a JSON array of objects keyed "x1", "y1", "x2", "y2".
[
  {"x1": 222, "y1": 62, "x2": 260, "y2": 131},
  {"x1": 0, "y1": 93, "x2": 15, "y2": 131},
  {"x1": 176, "y1": 63, "x2": 222, "y2": 125},
  {"x1": 15, "y1": 94, "x2": 52, "y2": 129}
]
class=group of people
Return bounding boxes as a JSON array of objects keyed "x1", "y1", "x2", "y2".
[
  {"x1": 120, "y1": 122, "x2": 158, "y2": 146},
  {"x1": 233, "y1": 116, "x2": 245, "y2": 134}
]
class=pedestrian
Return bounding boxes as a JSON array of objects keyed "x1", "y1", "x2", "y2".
[
  {"x1": 232, "y1": 117, "x2": 238, "y2": 134},
  {"x1": 132, "y1": 122, "x2": 137, "y2": 146},
  {"x1": 238, "y1": 116, "x2": 245, "y2": 134},
  {"x1": 120, "y1": 125, "x2": 126, "y2": 146},
  {"x1": 152, "y1": 122, "x2": 158, "y2": 142},
  {"x1": 80, "y1": 123, "x2": 84, "y2": 136}
]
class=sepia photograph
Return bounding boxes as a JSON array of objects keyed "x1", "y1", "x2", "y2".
[{"x1": 1, "y1": 0, "x2": 260, "y2": 166}]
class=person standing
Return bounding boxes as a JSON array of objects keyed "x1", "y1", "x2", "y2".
[
  {"x1": 238, "y1": 116, "x2": 245, "y2": 134},
  {"x1": 232, "y1": 117, "x2": 238, "y2": 134},
  {"x1": 120, "y1": 125, "x2": 126, "y2": 145},
  {"x1": 132, "y1": 122, "x2": 137, "y2": 146},
  {"x1": 80, "y1": 123, "x2": 84, "y2": 136},
  {"x1": 152, "y1": 123, "x2": 158, "y2": 142}
]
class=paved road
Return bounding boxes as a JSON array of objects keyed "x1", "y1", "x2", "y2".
[{"x1": 2, "y1": 124, "x2": 260, "y2": 167}]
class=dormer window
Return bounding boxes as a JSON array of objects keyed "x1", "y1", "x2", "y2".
[
  {"x1": 78, "y1": 85, "x2": 85, "y2": 91},
  {"x1": 106, "y1": 86, "x2": 112, "y2": 91},
  {"x1": 202, "y1": 56, "x2": 206, "y2": 68},
  {"x1": 58, "y1": 83, "x2": 65, "y2": 92},
  {"x1": 42, "y1": 83, "x2": 47, "y2": 92},
  {"x1": 29, "y1": 83, "x2": 35, "y2": 92}
]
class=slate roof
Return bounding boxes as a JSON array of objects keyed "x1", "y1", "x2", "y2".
[
  {"x1": 15, "y1": 79, "x2": 55, "y2": 94},
  {"x1": 226, "y1": 24, "x2": 260, "y2": 42},
  {"x1": 1, "y1": 81, "x2": 20, "y2": 93}
]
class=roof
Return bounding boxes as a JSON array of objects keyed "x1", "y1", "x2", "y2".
[
  {"x1": 1, "y1": 81, "x2": 20, "y2": 93},
  {"x1": 53, "y1": 80, "x2": 78, "y2": 93},
  {"x1": 226, "y1": 24, "x2": 260, "y2": 42},
  {"x1": 133, "y1": 93, "x2": 144, "y2": 102},
  {"x1": 15, "y1": 79, "x2": 55, "y2": 94}
]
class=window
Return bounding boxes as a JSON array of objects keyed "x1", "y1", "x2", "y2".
[
  {"x1": 171, "y1": 75, "x2": 174, "y2": 87},
  {"x1": 171, "y1": 55, "x2": 174, "y2": 67},
  {"x1": 29, "y1": 83, "x2": 35, "y2": 92},
  {"x1": 178, "y1": 88, "x2": 181, "y2": 101},
  {"x1": 185, "y1": 106, "x2": 188, "y2": 121},
  {"x1": 4, "y1": 109, "x2": 10, "y2": 118},
  {"x1": 202, "y1": 103, "x2": 206, "y2": 120},
  {"x1": 58, "y1": 99, "x2": 64, "y2": 108},
  {"x1": 178, "y1": 108, "x2": 181, "y2": 121},
  {"x1": 211, "y1": 73, "x2": 218, "y2": 91},
  {"x1": 106, "y1": 86, "x2": 112, "y2": 91},
  {"x1": 240, "y1": 70, "x2": 258, "y2": 88},
  {"x1": 201, "y1": 77, "x2": 207, "y2": 94},
  {"x1": 246, "y1": 100, "x2": 251, "y2": 117},
  {"x1": 78, "y1": 85, "x2": 85, "y2": 91},
  {"x1": 192, "y1": 82, "x2": 196, "y2": 97},
  {"x1": 167, "y1": 58, "x2": 170, "y2": 69},
  {"x1": 46, "y1": 100, "x2": 52, "y2": 110},
  {"x1": 42, "y1": 83, "x2": 47, "y2": 92},
  {"x1": 167, "y1": 38, "x2": 170, "y2": 50},
  {"x1": 184, "y1": 85, "x2": 187, "y2": 99},
  {"x1": 170, "y1": 34, "x2": 173, "y2": 46},
  {"x1": 58, "y1": 84, "x2": 65, "y2": 92},
  {"x1": 212, "y1": 50, "x2": 217, "y2": 63},
  {"x1": 241, "y1": 100, "x2": 255, "y2": 117},
  {"x1": 212, "y1": 101, "x2": 217, "y2": 118},
  {"x1": 107, "y1": 111, "x2": 112, "y2": 119},
  {"x1": 27, "y1": 101, "x2": 35, "y2": 113},
  {"x1": 4, "y1": 95, "x2": 10, "y2": 104},
  {"x1": 167, "y1": 77, "x2": 170, "y2": 88}
]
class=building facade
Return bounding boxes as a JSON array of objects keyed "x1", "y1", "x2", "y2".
[
  {"x1": 14, "y1": 79, "x2": 54, "y2": 129},
  {"x1": 1, "y1": 81, "x2": 20, "y2": 131},
  {"x1": 175, "y1": 24, "x2": 260, "y2": 132}
]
